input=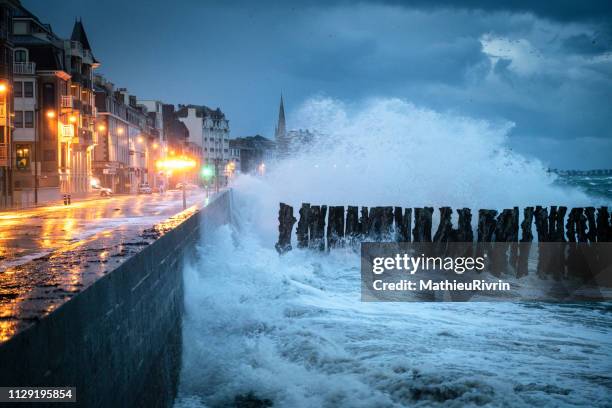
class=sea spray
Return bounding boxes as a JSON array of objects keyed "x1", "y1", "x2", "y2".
[{"x1": 175, "y1": 98, "x2": 612, "y2": 408}]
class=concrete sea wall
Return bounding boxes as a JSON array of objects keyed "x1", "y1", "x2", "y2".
[{"x1": 0, "y1": 190, "x2": 232, "y2": 407}]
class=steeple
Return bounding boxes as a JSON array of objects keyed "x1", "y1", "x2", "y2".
[
  {"x1": 275, "y1": 93, "x2": 286, "y2": 139},
  {"x1": 275, "y1": 93, "x2": 289, "y2": 159}
]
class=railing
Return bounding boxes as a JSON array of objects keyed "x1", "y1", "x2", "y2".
[
  {"x1": 61, "y1": 95, "x2": 73, "y2": 109},
  {"x1": 13, "y1": 62, "x2": 36, "y2": 75}
]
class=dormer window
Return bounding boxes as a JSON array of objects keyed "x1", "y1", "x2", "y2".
[
  {"x1": 14, "y1": 49, "x2": 27, "y2": 63},
  {"x1": 13, "y1": 21, "x2": 28, "y2": 35}
]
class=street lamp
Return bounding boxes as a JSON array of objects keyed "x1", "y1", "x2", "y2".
[{"x1": 156, "y1": 157, "x2": 196, "y2": 209}]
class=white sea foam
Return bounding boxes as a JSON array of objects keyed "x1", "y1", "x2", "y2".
[{"x1": 175, "y1": 98, "x2": 612, "y2": 407}]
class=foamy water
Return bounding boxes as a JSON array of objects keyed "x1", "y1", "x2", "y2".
[{"x1": 175, "y1": 98, "x2": 612, "y2": 407}]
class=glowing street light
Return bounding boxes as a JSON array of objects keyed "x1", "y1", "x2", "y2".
[
  {"x1": 69, "y1": 115, "x2": 77, "y2": 123},
  {"x1": 98, "y1": 124, "x2": 106, "y2": 132},
  {"x1": 156, "y1": 157, "x2": 197, "y2": 209},
  {"x1": 46, "y1": 110, "x2": 56, "y2": 119},
  {"x1": 0, "y1": 83, "x2": 7, "y2": 93}
]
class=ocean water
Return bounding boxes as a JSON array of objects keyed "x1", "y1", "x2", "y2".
[{"x1": 175, "y1": 98, "x2": 612, "y2": 408}]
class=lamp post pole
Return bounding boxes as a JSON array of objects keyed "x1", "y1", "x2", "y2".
[{"x1": 182, "y1": 177, "x2": 186, "y2": 210}]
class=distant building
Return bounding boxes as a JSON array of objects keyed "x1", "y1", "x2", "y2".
[
  {"x1": 161, "y1": 104, "x2": 199, "y2": 187},
  {"x1": 93, "y1": 76, "x2": 158, "y2": 194},
  {"x1": 230, "y1": 135, "x2": 275, "y2": 174},
  {"x1": 176, "y1": 104, "x2": 230, "y2": 184}
]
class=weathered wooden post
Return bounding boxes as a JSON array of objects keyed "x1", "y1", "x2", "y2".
[
  {"x1": 380, "y1": 206, "x2": 394, "y2": 240},
  {"x1": 517, "y1": 207, "x2": 534, "y2": 277},
  {"x1": 433, "y1": 207, "x2": 453, "y2": 243},
  {"x1": 368, "y1": 207, "x2": 384, "y2": 240},
  {"x1": 455, "y1": 208, "x2": 473, "y2": 242},
  {"x1": 413, "y1": 207, "x2": 434, "y2": 242},
  {"x1": 548, "y1": 206, "x2": 567, "y2": 280},
  {"x1": 360, "y1": 207, "x2": 371, "y2": 239},
  {"x1": 548, "y1": 206, "x2": 567, "y2": 242},
  {"x1": 345, "y1": 206, "x2": 360, "y2": 246},
  {"x1": 477, "y1": 210, "x2": 498, "y2": 242},
  {"x1": 584, "y1": 207, "x2": 597, "y2": 242},
  {"x1": 534, "y1": 206, "x2": 549, "y2": 277},
  {"x1": 394, "y1": 207, "x2": 411, "y2": 242},
  {"x1": 596, "y1": 207, "x2": 611, "y2": 242},
  {"x1": 566, "y1": 207, "x2": 588, "y2": 279},
  {"x1": 308, "y1": 205, "x2": 327, "y2": 251},
  {"x1": 476, "y1": 209, "x2": 497, "y2": 270},
  {"x1": 327, "y1": 206, "x2": 345, "y2": 249},
  {"x1": 296, "y1": 203, "x2": 310, "y2": 249},
  {"x1": 491, "y1": 208, "x2": 518, "y2": 276},
  {"x1": 275, "y1": 203, "x2": 297, "y2": 254}
]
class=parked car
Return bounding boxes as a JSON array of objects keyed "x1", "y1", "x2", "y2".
[
  {"x1": 138, "y1": 183, "x2": 152, "y2": 194},
  {"x1": 92, "y1": 184, "x2": 112, "y2": 197}
]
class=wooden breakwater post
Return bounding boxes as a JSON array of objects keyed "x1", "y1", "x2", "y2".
[
  {"x1": 275, "y1": 203, "x2": 612, "y2": 279},
  {"x1": 275, "y1": 203, "x2": 296, "y2": 254}
]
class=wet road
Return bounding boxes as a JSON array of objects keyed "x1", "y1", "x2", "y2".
[{"x1": 0, "y1": 190, "x2": 207, "y2": 272}]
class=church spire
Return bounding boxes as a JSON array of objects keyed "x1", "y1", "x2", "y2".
[
  {"x1": 275, "y1": 93, "x2": 289, "y2": 158},
  {"x1": 276, "y1": 93, "x2": 286, "y2": 139}
]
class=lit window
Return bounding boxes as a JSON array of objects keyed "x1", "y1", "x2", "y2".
[{"x1": 16, "y1": 144, "x2": 30, "y2": 170}]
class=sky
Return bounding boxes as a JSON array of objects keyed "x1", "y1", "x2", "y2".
[{"x1": 24, "y1": 0, "x2": 612, "y2": 169}]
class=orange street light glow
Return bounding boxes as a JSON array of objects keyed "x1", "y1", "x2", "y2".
[
  {"x1": 153, "y1": 143, "x2": 159, "y2": 149},
  {"x1": 98, "y1": 124, "x2": 106, "y2": 131},
  {"x1": 137, "y1": 136, "x2": 144, "y2": 144},
  {"x1": 156, "y1": 157, "x2": 197, "y2": 171},
  {"x1": 69, "y1": 115, "x2": 77, "y2": 123},
  {"x1": 0, "y1": 83, "x2": 7, "y2": 93},
  {"x1": 117, "y1": 127, "x2": 124, "y2": 135},
  {"x1": 46, "y1": 110, "x2": 56, "y2": 119}
]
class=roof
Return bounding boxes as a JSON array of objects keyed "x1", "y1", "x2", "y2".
[
  {"x1": 176, "y1": 104, "x2": 226, "y2": 119},
  {"x1": 230, "y1": 135, "x2": 276, "y2": 150},
  {"x1": 71, "y1": 19, "x2": 98, "y2": 63},
  {"x1": 71, "y1": 20, "x2": 92, "y2": 50}
]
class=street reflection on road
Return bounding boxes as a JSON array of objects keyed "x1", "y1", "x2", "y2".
[{"x1": 0, "y1": 191, "x2": 205, "y2": 272}]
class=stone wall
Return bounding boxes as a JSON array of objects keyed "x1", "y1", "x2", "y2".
[{"x1": 0, "y1": 189, "x2": 233, "y2": 407}]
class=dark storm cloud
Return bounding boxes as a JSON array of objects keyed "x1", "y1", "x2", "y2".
[
  {"x1": 371, "y1": 0, "x2": 612, "y2": 24},
  {"x1": 23, "y1": 0, "x2": 612, "y2": 168},
  {"x1": 562, "y1": 32, "x2": 612, "y2": 56}
]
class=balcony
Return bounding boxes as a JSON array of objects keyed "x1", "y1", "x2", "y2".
[
  {"x1": 13, "y1": 62, "x2": 36, "y2": 75},
  {"x1": 61, "y1": 125, "x2": 74, "y2": 140},
  {"x1": 61, "y1": 95, "x2": 73, "y2": 109}
]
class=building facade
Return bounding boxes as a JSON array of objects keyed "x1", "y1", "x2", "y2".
[
  {"x1": 230, "y1": 135, "x2": 275, "y2": 175},
  {"x1": 9, "y1": 6, "x2": 98, "y2": 206},
  {"x1": 0, "y1": 0, "x2": 19, "y2": 207},
  {"x1": 176, "y1": 104, "x2": 230, "y2": 185},
  {"x1": 93, "y1": 77, "x2": 160, "y2": 194}
]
